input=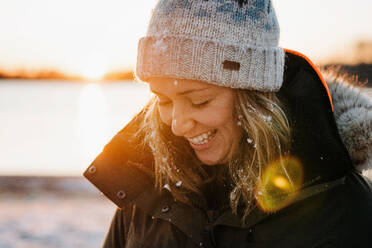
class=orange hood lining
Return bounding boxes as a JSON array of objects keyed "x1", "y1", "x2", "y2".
[{"x1": 284, "y1": 48, "x2": 334, "y2": 112}]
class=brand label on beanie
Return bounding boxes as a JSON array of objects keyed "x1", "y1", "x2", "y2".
[{"x1": 223, "y1": 60, "x2": 240, "y2": 71}]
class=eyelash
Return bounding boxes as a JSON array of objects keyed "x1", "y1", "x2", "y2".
[{"x1": 192, "y1": 100, "x2": 209, "y2": 107}]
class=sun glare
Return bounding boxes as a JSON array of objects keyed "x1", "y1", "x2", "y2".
[
  {"x1": 72, "y1": 53, "x2": 110, "y2": 81},
  {"x1": 80, "y1": 63, "x2": 108, "y2": 81},
  {"x1": 76, "y1": 83, "x2": 110, "y2": 164}
]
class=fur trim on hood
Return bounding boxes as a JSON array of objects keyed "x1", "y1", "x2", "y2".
[{"x1": 324, "y1": 73, "x2": 372, "y2": 175}]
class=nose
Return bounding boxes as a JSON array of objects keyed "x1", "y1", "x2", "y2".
[{"x1": 171, "y1": 102, "x2": 195, "y2": 137}]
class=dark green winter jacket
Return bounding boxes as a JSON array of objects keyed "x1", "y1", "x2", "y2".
[{"x1": 84, "y1": 51, "x2": 372, "y2": 247}]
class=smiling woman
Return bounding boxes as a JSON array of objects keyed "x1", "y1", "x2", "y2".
[
  {"x1": 139, "y1": 77, "x2": 290, "y2": 219},
  {"x1": 83, "y1": 0, "x2": 372, "y2": 247},
  {"x1": 149, "y1": 78, "x2": 243, "y2": 166}
]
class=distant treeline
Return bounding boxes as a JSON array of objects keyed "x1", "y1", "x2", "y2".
[
  {"x1": 103, "y1": 70, "x2": 134, "y2": 81},
  {"x1": 322, "y1": 63, "x2": 372, "y2": 87},
  {"x1": 0, "y1": 68, "x2": 135, "y2": 82},
  {"x1": 0, "y1": 68, "x2": 81, "y2": 81}
]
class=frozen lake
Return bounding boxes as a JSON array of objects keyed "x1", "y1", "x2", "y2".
[
  {"x1": 0, "y1": 176, "x2": 116, "y2": 248},
  {"x1": 0, "y1": 80, "x2": 151, "y2": 176},
  {"x1": 0, "y1": 192, "x2": 115, "y2": 248}
]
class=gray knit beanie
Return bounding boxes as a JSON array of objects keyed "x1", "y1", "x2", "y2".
[{"x1": 136, "y1": 0, "x2": 284, "y2": 91}]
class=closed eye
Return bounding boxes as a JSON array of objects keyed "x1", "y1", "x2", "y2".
[{"x1": 192, "y1": 100, "x2": 210, "y2": 108}]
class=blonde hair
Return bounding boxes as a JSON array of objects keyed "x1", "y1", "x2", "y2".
[
  {"x1": 137, "y1": 89, "x2": 291, "y2": 219},
  {"x1": 228, "y1": 89, "x2": 291, "y2": 219}
]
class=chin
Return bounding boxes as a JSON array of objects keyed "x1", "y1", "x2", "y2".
[
  {"x1": 196, "y1": 152, "x2": 226, "y2": 166},
  {"x1": 201, "y1": 160, "x2": 219, "y2": 166}
]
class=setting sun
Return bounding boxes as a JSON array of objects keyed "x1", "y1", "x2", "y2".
[
  {"x1": 72, "y1": 52, "x2": 110, "y2": 80},
  {"x1": 80, "y1": 64, "x2": 108, "y2": 81}
]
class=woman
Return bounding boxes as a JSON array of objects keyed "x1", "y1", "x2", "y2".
[{"x1": 84, "y1": 0, "x2": 372, "y2": 247}]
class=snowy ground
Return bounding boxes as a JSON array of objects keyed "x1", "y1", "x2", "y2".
[
  {"x1": 1, "y1": 163, "x2": 371, "y2": 248},
  {"x1": 0, "y1": 177, "x2": 116, "y2": 248}
]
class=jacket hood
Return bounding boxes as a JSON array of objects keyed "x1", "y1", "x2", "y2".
[
  {"x1": 83, "y1": 50, "x2": 372, "y2": 210},
  {"x1": 325, "y1": 74, "x2": 372, "y2": 174},
  {"x1": 278, "y1": 50, "x2": 371, "y2": 185}
]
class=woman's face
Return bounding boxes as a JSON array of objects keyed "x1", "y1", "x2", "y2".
[{"x1": 148, "y1": 78, "x2": 243, "y2": 166}]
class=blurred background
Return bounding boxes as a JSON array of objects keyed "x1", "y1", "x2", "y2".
[{"x1": 0, "y1": 0, "x2": 371, "y2": 247}]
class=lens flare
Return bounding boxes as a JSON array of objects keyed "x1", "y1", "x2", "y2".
[
  {"x1": 255, "y1": 156, "x2": 303, "y2": 213},
  {"x1": 273, "y1": 175, "x2": 291, "y2": 190}
]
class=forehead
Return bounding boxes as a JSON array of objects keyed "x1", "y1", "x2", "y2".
[{"x1": 148, "y1": 78, "x2": 218, "y2": 95}]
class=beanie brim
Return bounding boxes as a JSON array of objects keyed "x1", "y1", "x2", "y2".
[{"x1": 136, "y1": 36, "x2": 285, "y2": 92}]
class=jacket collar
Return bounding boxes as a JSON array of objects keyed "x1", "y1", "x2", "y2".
[
  {"x1": 279, "y1": 50, "x2": 353, "y2": 185},
  {"x1": 83, "y1": 109, "x2": 155, "y2": 209}
]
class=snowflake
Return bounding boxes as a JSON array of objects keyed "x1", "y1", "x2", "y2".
[
  {"x1": 152, "y1": 38, "x2": 168, "y2": 55},
  {"x1": 263, "y1": 115, "x2": 272, "y2": 123},
  {"x1": 163, "y1": 184, "x2": 171, "y2": 191},
  {"x1": 269, "y1": 103, "x2": 275, "y2": 111}
]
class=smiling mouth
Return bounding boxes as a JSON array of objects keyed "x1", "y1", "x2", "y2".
[{"x1": 187, "y1": 129, "x2": 217, "y2": 145}]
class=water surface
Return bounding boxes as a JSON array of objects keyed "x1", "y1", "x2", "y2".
[{"x1": 0, "y1": 79, "x2": 151, "y2": 176}]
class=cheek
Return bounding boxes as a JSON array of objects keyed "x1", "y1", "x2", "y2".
[
  {"x1": 203, "y1": 113, "x2": 232, "y2": 128},
  {"x1": 214, "y1": 115, "x2": 237, "y2": 139},
  {"x1": 201, "y1": 101, "x2": 235, "y2": 128}
]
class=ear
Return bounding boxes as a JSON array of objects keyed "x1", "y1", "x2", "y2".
[{"x1": 324, "y1": 72, "x2": 372, "y2": 175}]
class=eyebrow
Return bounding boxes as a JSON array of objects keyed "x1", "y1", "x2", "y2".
[{"x1": 150, "y1": 87, "x2": 210, "y2": 96}]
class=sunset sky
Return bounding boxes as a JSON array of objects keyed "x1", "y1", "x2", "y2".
[{"x1": 0, "y1": 0, "x2": 372, "y2": 78}]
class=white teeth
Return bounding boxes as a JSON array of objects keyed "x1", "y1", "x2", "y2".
[{"x1": 188, "y1": 130, "x2": 215, "y2": 145}]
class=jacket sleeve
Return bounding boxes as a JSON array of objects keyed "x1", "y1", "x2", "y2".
[{"x1": 102, "y1": 206, "x2": 133, "y2": 248}]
